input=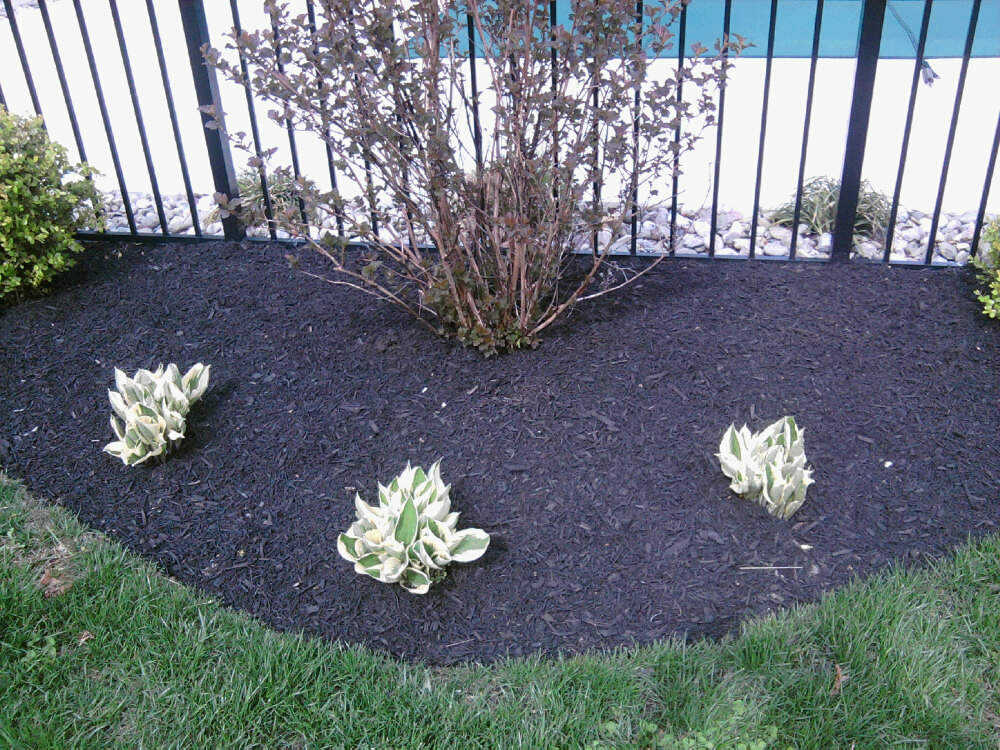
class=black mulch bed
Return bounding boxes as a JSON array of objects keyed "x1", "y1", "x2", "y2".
[{"x1": 2, "y1": 240, "x2": 999, "y2": 666}]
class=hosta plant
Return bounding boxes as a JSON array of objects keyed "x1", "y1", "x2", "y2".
[
  {"x1": 104, "y1": 363, "x2": 211, "y2": 466},
  {"x1": 337, "y1": 461, "x2": 489, "y2": 594},
  {"x1": 717, "y1": 416, "x2": 814, "y2": 520}
]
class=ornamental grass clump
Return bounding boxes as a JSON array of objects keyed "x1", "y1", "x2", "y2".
[
  {"x1": 204, "y1": 0, "x2": 744, "y2": 355},
  {"x1": 337, "y1": 461, "x2": 489, "y2": 594},
  {"x1": 104, "y1": 363, "x2": 211, "y2": 466},
  {"x1": 771, "y1": 176, "x2": 889, "y2": 240},
  {"x1": 208, "y1": 166, "x2": 318, "y2": 229},
  {"x1": 717, "y1": 416, "x2": 814, "y2": 520}
]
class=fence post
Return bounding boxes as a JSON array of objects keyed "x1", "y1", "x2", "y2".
[
  {"x1": 831, "y1": 0, "x2": 885, "y2": 262},
  {"x1": 178, "y1": 0, "x2": 244, "y2": 241}
]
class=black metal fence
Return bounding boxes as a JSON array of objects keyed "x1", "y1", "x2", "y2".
[{"x1": 2, "y1": 0, "x2": 998, "y2": 265}]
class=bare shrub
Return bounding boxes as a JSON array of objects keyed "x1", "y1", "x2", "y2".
[{"x1": 204, "y1": 0, "x2": 743, "y2": 355}]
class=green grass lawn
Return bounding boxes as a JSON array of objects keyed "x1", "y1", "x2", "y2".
[{"x1": 2, "y1": 472, "x2": 998, "y2": 748}]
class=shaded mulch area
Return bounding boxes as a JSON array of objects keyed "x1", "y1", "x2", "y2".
[{"x1": 2, "y1": 241, "x2": 998, "y2": 665}]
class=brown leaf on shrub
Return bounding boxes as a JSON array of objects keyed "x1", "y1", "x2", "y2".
[{"x1": 38, "y1": 567, "x2": 73, "y2": 598}]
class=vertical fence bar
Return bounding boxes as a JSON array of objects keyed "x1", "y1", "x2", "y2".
[
  {"x1": 707, "y1": 0, "x2": 732, "y2": 257},
  {"x1": 923, "y1": 0, "x2": 981, "y2": 265},
  {"x1": 147, "y1": 0, "x2": 201, "y2": 237},
  {"x1": 788, "y1": 0, "x2": 825, "y2": 260},
  {"x1": 231, "y1": 0, "x2": 276, "y2": 239},
  {"x1": 364, "y1": 154, "x2": 377, "y2": 237},
  {"x1": 39, "y1": 0, "x2": 87, "y2": 161},
  {"x1": 179, "y1": 0, "x2": 243, "y2": 241},
  {"x1": 629, "y1": 0, "x2": 644, "y2": 255},
  {"x1": 4, "y1": 0, "x2": 43, "y2": 117},
  {"x1": 109, "y1": 0, "x2": 168, "y2": 235},
  {"x1": 668, "y1": 5, "x2": 687, "y2": 256},
  {"x1": 270, "y1": 15, "x2": 309, "y2": 227},
  {"x1": 550, "y1": 0, "x2": 560, "y2": 207},
  {"x1": 308, "y1": 0, "x2": 344, "y2": 239},
  {"x1": 342, "y1": 5, "x2": 378, "y2": 238},
  {"x1": 0, "y1": 80, "x2": 6, "y2": 109},
  {"x1": 466, "y1": 11, "x2": 484, "y2": 176},
  {"x1": 831, "y1": 0, "x2": 885, "y2": 262},
  {"x1": 550, "y1": 0, "x2": 559, "y2": 93},
  {"x1": 970, "y1": 109, "x2": 1000, "y2": 259},
  {"x1": 385, "y1": 17, "x2": 413, "y2": 246},
  {"x1": 467, "y1": 7, "x2": 486, "y2": 256},
  {"x1": 882, "y1": 0, "x2": 933, "y2": 263},
  {"x1": 587, "y1": 1, "x2": 601, "y2": 256},
  {"x1": 467, "y1": 25, "x2": 484, "y2": 175},
  {"x1": 591, "y1": 53, "x2": 602, "y2": 256},
  {"x1": 40, "y1": 0, "x2": 104, "y2": 233},
  {"x1": 748, "y1": 0, "x2": 779, "y2": 261},
  {"x1": 72, "y1": 0, "x2": 136, "y2": 234}
]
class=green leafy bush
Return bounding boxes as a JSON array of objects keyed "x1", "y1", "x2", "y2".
[
  {"x1": 104, "y1": 363, "x2": 211, "y2": 466},
  {"x1": 337, "y1": 461, "x2": 490, "y2": 594},
  {"x1": 0, "y1": 106, "x2": 102, "y2": 303},
  {"x1": 972, "y1": 218, "x2": 1000, "y2": 318},
  {"x1": 771, "y1": 176, "x2": 888, "y2": 240}
]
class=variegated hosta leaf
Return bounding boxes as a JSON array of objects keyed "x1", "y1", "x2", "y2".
[
  {"x1": 717, "y1": 425, "x2": 745, "y2": 480},
  {"x1": 395, "y1": 498, "x2": 419, "y2": 545},
  {"x1": 717, "y1": 424, "x2": 762, "y2": 496},
  {"x1": 153, "y1": 379, "x2": 189, "y2": 415},
  {"x1": 756, "y1": 417, "x2": 784, "y2": 445},
  {"x1": 103, "y1": 362, "x2": 210, "y2": 466},
  {"x1": 108, "y1": 390, "x2": 128, "y2": 421},
  {"x1": 337, "y1": 461, "x2": 489, "y2": 594},
  {"x1": 449, "y1": 528, "x2": 490, "y2": 562},
  {"x1": 402, "y1": 568, "x2": 431, "y2": 594},
  {"x1": 717, "y1": 416, "x2": 814, "y2": 520},
  {"x1": 130, "y1": 403, "x2": 166, "y2": 444},
  {"x1": 416, "y1": 524, "x2": 452, "y2": 569},
  {"x1": 761, "y1": 461, "x2": 815, "y2": 520},
  {"x1": 378, "y1": 555, "x2": 406, "y2": 583},
  {"x1": 110, "y1": 414, "x2": 125, "y2": 441},
  {"x1": 114, "y1": 368, "x2": 147, "y2": 406},
  {"x1": 182, "y1": 364, "x2": 211, "y2": 402},
  {"x1": 104, "y1": 409, "x2": 166, "y2": 466}
]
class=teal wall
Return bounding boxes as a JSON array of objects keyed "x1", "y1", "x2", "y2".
[{"x1": 548, "y1": 0, "x2": 1000, "y2": 58}]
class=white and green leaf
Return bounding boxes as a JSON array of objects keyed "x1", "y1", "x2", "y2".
[{"x1": 338, "y1": 461, "x2": 488, "y2": 594}]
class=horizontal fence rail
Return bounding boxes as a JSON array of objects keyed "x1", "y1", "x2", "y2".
[{"x1": 0, "y1": 0, "x2": 998, "y2": 265}]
